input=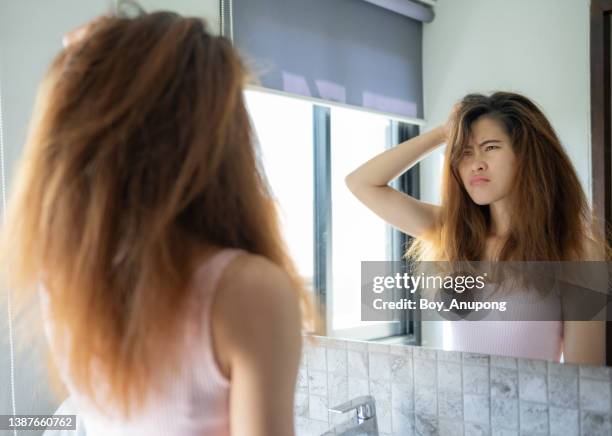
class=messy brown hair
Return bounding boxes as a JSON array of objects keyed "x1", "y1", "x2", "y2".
[
  {"x1": 406, "y1": 91, "x2": 611, "y2": 263},
  {"x1": 0, "y1": 12, "x2": 320, "y2": 418}
]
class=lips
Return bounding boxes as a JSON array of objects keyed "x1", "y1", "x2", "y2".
[{"x1": 469, "y1": 176, "x2": 490, "y2": 186}]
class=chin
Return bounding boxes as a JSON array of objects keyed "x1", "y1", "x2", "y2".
[
  {"x1": 472, "y1": 199, "x2": 490, "y2": 206},
  {"x1": 468, "y1": 194, "x2": 493, "y2": 206}
]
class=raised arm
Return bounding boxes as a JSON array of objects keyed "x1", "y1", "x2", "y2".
[{"x1": 345, "y1": 124, "x2": 448, "y2": 238}]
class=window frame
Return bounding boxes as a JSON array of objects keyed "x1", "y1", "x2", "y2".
[{"x1": 312, "y1": 106, "x2": 422, "y2": 343}]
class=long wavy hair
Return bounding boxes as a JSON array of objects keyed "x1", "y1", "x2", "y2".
[
  {"x1": 0, "y1": 12, "x2": 320, "y2": 417},
  {"x1": 406, "y1": 92, "x2": 611, "y2": 263}
]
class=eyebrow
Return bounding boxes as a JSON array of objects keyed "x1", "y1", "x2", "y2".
[{"x1": 464, "y1": 139, "x2": 502, "y2": 149}]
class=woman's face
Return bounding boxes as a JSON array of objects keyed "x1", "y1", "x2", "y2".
[{"x1": 457, "y1": 116, "x2": 518, "y2": 206}]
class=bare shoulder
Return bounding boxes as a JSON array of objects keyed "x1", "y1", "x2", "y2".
[
  {"x1": 429, "y1": 203, "x2": 443, "y2": 224},
  {"x1": 212, "y1": 252, "x2": 302, "y2": 351},
  {"x1": 219, "y1": 253, "x2": 298, "y2": 303}
]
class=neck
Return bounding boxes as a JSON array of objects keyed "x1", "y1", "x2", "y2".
[{"x1": 489, "y1": 199, "x2": 511, "y2": 238}]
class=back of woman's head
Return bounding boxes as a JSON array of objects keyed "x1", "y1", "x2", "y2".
[
  {"x1": 407, "y1": 91, "x2": 610, "y2": 262},
  {"x1": 0, "y1": 11, "x2": 317, "y2": 417}
]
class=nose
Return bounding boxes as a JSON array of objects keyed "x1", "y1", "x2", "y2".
[{"x1": 471, "y1": 158, "x2": 486, "y2": 173}]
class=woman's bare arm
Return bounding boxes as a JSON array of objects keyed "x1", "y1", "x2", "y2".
[
  {"x1": 562, "y1": 321, "x2": 605, "y2": 365},
  {"x1": 213, "y1": 254, "x2": 303, "y2": 436},
  {"x1": 562, "y1": 237, "x2": 606, "y2": 365},
  {"x1": 345, "y1": 125, "x2": 447, "y2": 238}
]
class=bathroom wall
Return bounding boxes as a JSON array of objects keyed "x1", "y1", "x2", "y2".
[
  {"x1": 296, "y1": 335, "x2": 612, "y2": 436},
  {"x1": 419, "y1": 0, "x2": 590, "y2": 349}
]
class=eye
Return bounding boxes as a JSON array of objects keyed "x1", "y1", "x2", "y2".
[{"x1": 485, "y1": 145, "x2": 498, "y2": 151}]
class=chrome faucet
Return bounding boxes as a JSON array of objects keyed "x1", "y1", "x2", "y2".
[{"x1": 321, "y1": 395, "x2": 379, "y2": 436}]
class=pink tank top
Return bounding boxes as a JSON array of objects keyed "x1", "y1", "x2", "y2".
[
  {"x1": 39, "y1": 248, "x2": 245, "y2": 436},
  {"x1": 446, "y1": 320, "x2": 563, "y2": 361},
  {"x1": 445, "y1": 280, "x2": 563, "y2": 361}
]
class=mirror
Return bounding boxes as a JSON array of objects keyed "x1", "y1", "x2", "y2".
[{"x1": 244, "y1": 0, "x2": 607, "y2": 367}]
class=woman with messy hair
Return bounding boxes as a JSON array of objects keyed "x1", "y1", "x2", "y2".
[
  {"x1": 347, "y1": 91, "x2": 607, "y2": 365},
  {"x1": 0, "y1": 10, "x2": 319, "y2": 436}
]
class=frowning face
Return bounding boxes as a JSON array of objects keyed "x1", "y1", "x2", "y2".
[{"x1": 457, "y1": 116, "x2": 518, "y2": 206}]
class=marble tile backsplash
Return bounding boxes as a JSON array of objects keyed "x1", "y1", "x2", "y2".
[{"x1": 295, "y1": 335, "x2": 612, "y2": 436}]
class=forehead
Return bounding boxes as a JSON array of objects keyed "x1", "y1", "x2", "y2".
[{"x1": 467, "y1": 116, "x2": 509, "y2": 144}]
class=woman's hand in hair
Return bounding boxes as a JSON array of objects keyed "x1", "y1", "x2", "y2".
[
  {"x1": 62, "y1": 16, "x2": 106, "y2": 48},
  {"x1": 442, "y1": 102, "x2": 461, "y2": 142}
]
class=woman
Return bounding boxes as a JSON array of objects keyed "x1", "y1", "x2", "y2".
[
  {"x1": 346, "y1": 92, "x2": 608, "y2": 365},
  {"x1": 0, "y1": 11, "x2": 318, "y2": 436}
]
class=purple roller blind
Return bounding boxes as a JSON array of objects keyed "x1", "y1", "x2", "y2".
[{"x1": 230, "y1": 0, "x2": 424, "y2": 118}]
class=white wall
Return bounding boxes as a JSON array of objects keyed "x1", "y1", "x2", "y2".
[
  {"x1": 419, "y1": 0, "x2": 590, "y2": 349},
  {"x1": 0, "y1": 0, "x2": 219, "y2": 424},
  {"x1": 420, "y1": 0, "x2": 590, "y2": 205}
]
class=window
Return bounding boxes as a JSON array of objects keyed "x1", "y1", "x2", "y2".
[
  {"x1": 330, "y1": 106, "x2": 392, "y2": 332},
  {"x1": 244, "y1": 88, "x2": 420, "y2": 342},
  {"x1": 244, "y1": 89, "x2": 314, "y2": 286}
]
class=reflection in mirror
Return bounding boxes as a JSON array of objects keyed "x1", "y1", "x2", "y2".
[{"x1": 247, "y1": 0, "x2": 608, "y2": 367}]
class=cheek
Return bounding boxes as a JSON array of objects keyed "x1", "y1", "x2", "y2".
[
  {"x1": 491, "y1": 156, "x2": 517, "y2": 187},
  {"x1": 456, "y1": 162, "x2": 469, "y2": 185}
]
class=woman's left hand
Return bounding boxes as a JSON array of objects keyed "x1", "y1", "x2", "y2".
[{"x1": 62, "y1": 16, "x2": 106, "y2": 48}]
